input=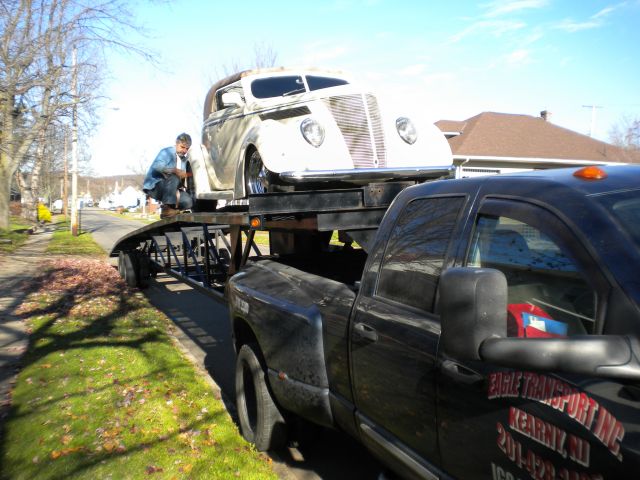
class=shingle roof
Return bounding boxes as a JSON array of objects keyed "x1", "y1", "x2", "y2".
[{"x1": 435, "y1": 112, "x2": 636, "y2": 163}]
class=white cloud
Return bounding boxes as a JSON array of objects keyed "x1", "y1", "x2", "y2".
[
  {"x1": 505, "y1": 49, "x2": 532, "y2": 65},
  {"x1": 554, "y1": 2, "x2": 625, "y2": 32},
  {"x1": 297, "y1": 41, "x2": 350, "y2": 66},
  {"x1": 482, "y1": 0, "x2": 549, "y2": 18},
  {"x1": 449, "y1": 20, "x2": 526, "y2": 43},
  {"x1": 399, "y1": 64, "x2": 428, "y2": 76},
  {"x1": 554, "y1": 19, "x2": 600, "y2": 32}
]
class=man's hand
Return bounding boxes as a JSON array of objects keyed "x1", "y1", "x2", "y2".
[{"x1": 163, "y1": 168, "x2": 190, "y2": 179}]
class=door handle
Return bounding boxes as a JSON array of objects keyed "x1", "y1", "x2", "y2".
[
  {"x1": 353, "y1": 322, "x2": 378, "y2": 342},
  {"x1": 440, "y1": 360, "x2": 484, "y2": 386}
]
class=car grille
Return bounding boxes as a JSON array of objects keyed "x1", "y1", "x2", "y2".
[{"x1": 323, "y1": 94, "x2": 387, "y2": 168}]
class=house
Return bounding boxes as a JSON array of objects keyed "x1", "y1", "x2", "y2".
[{"x1": 435, "y1": 111, "x2": 636, "y2": 178}]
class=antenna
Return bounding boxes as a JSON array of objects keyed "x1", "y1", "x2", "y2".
[{"x1": 582, "y1": 104, "x2": 603, "y2": 137}]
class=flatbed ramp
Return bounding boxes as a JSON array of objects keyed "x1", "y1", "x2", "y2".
[{"x1": 109, "y1": 173, "x2": 452, "y2": 296}]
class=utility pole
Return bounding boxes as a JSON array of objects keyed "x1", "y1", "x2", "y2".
[
  {"x1": 70, "y1": 47, "x2": 79, "y2": 236},
  {"x1": 582, "y1": 104, "x2": 603, "y2": 137},
  {"x1": 63, "y1": 127, "x2": 68, "y2": 218}
]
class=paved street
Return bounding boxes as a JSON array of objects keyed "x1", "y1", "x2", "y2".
[{"x1": 81, "y1": 208, "x2": 386, "y2": 480}]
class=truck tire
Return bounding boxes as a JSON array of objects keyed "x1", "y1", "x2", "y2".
[
  {"x1": 118, "y1": 251, "x2": 138, "y2": 288},
  {"x1": 235, "y1": 344, "x2": 287, "y2": 451},
  {"x1": 136, "y1": 252, "x2": 150, "y2": 289}
]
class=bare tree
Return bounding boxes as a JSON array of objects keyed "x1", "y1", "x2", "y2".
[
  {"x1": 609, "y1": 115, "x2": 640, "y2": 163},
  {"x1": 0, "y1": 0, "x2": 154, "y2": 229},
  {"x1": 217, "y1": 41, "x2": 279, "y2": 78}
]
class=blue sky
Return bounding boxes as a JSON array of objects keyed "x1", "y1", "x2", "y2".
[{"x1": 89, "y1": 0, "x2": 640, "y2": 176}]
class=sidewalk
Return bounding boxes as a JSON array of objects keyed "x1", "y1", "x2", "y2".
[{"x1": 0, "y1": 227, "x2": 53, "y2": 423}]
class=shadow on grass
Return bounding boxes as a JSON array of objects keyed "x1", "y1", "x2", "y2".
[{"x1": 0, "y1": 259, "x2": 205, "y2": 478}]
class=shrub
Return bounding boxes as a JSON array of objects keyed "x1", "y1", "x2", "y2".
[{"x1": 37, "y1": 203, "x2": 52, "y2": 223}]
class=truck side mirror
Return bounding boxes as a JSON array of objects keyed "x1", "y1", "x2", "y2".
[
  {"x1": 439, "y1": 268, "x2": 640, "y2": 380},
  {"x1": 439, "y1": 267, "x2": 507, "y2": 361},
  {"x1": 221, "y1": 91, "x2": 244, "y2": 108}
]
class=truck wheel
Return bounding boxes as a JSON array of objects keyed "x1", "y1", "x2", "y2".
[
  {"x1": 136, "y1": 252, "x2": 150, "y2": 289},
  {"x1": 245, "y1": 150, "x2": 272, "y2": 195},
  {"x1": 118, "y1": 251, "x2": 138, "y2": 288},
  {"x1": 235, "y1": 344, "x2": 287, "y2": 451}
]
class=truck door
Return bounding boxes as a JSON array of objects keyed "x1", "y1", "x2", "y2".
[
  {"x1": 350, "y1": 195, "x2": 466, "y2": 479},
  {"x1": 436, "y1": 198, "x2": 640, "y2": 479}
]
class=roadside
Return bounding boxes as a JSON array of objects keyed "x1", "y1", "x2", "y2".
[
  {"x1": 0, "y1": 225, "x2": 53, "y2": 425},
  {"x1": 0, "y1": 221, "x2": 278, "y2": 479}
]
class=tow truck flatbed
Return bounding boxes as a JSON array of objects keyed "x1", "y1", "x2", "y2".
[{"x1": 109, "y1": 177, "x2": 449, "y2": 299}]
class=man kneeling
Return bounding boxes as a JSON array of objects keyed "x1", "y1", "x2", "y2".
[{"x1": 143, "y1": 133, "x2": 194, "y2": 219}]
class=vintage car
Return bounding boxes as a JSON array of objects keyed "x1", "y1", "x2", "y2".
[{"x1": 187, "y1": 67, "x2": 453, "y2": 208}]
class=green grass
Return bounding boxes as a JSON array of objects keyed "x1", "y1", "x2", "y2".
[
  {"x1": 0, "y1": 217, "x2": 33, "y2": 253},
  {"x1": 47, "y1": 221, "x2": 105, "y2": 256},
  {"x1": 1, "y1": 258, "x2": 276, "y2": 480}
]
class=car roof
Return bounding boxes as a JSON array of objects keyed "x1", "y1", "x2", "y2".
[{"x1": 202, "y1": 67, "x2": 347, "y2": 120}]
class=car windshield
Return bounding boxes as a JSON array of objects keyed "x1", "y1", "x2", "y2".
[
  {"x1": 250, "y1": 75, "x2": 349, "y2": 99},
  {"x1": 595, "y1": 188, "x2": 640, "y2": 246}
]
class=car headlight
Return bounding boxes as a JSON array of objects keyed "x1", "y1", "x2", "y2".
[
  {"x1": 300, "y1": 118, "x2": 325, "y2": 148},
  {"x1": 396, "y1": 117, "x2": 418, "y2": 145}
]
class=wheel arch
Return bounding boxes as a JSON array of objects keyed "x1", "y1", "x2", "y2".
[{"x1": 232, "y1": 314, "x2": 260, "y2": 355}]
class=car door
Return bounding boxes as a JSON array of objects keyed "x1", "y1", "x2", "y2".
[
  {"x1": 202, "y1": 82, "x2": 246, "y2": 189},
  {"x1": 349, "y1": 195, "x2": 466, "y2": 479},
  {"x1": 436, "y1": 198, "x2": 640, "y2": 479}
]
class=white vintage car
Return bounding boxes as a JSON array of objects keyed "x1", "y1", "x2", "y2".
[{"x1": 187, "y1": 67, "x2": 452, "y2": 208}]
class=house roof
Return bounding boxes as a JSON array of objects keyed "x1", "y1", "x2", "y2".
[{"x1": 435, "y1": 112, "x2": 636, "y2": 163}]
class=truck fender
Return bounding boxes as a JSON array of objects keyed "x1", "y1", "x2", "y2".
[{"x1": 229, "y1": 281, "x2": 334, "y2": 428}]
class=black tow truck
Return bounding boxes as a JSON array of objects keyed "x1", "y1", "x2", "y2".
[{"x1": 112, "y1": 165, "x2": 640, "y2": 480}]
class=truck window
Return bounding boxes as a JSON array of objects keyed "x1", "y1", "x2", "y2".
[
  {"x1": 467, "y1": 215, "x2": 596, "y2": 336},
  {"x1": 376, "y1": 196, "x2": 464, "y2": 312}
]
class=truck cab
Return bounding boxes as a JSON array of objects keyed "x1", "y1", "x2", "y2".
[
  {"x1": 226, "y1": 165, "x2": 640, "y2": 479},
  {"x1": 347, "y1": 165, "x2": 640, "y2": 479}
]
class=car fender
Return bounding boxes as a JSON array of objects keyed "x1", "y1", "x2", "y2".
[
  {"x1": 233, "y1": 116, "x2": 355, "y2": 198},
  {"x1": 186, "y1": 144, "x2": 214, "y2": 194}
]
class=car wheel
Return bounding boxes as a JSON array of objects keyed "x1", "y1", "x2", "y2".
[
  {"x1": 235, "y1": 344, "x2": 287, "y2": 451},
  {"x1": 245, "y1": 150, "x2": 272, "y2": 195}
]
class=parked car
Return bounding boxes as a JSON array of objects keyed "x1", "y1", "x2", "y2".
[
  {"x1": 187, "y1": 67, "x2": 453, "y2": 208},
  {"x1": 52, "y1": 199, "x2": 63, "y2": 213}
]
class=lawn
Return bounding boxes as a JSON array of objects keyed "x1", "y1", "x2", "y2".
[
  {"x1": 46, "y1": 220, "x2": 106, "y2": 256},
  {"x1": 0, "y1": 258, "x2": 276, "y2": 479},
  {"x1": 0, "y1": 217, "x2": 33, "y2": 253}
]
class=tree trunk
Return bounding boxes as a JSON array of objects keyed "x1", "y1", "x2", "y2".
[
  {"x1": 16, "y1": 171, "x2": 37, "y2": 224},
  {"x1": 0, "y1": 174, "x2": 11, "y2": 231},
  {"x1": 0, "y1": 153, "x2": 17, "y2": 230}
]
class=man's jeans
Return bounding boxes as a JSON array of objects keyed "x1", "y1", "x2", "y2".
[{"x1": 145, "y1": 174, "x2": 193, "y2": 210}]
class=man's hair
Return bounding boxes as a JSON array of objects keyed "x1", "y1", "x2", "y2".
[{"x1": 176, "y1": 133, "x2": 192, "y2": 146}]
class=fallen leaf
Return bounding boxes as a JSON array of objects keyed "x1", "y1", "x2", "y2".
[{"x1": 145, "y1": 465, "x2": 164, "y2": 475}]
